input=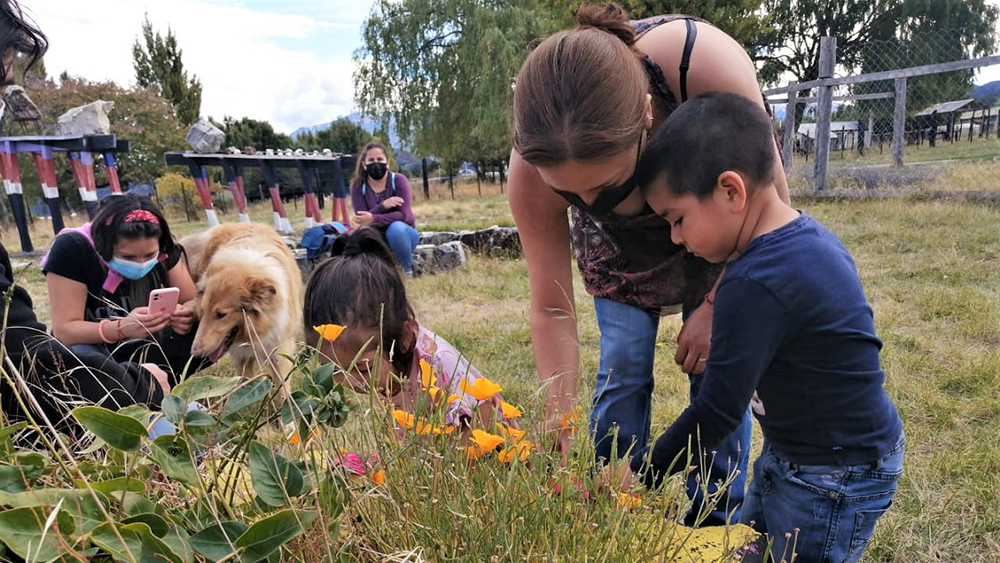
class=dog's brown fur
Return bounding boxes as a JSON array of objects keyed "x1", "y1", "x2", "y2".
[{"x1": 182, "y1": 223, "x2": 302, "y2": 398}]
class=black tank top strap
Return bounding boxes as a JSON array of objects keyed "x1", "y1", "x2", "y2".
[{"x1": 630, "y1": 15, "x2": 707, "y2": 112}]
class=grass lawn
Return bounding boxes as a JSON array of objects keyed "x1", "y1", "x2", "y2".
[{"x1": 6, "y1": 179, "x2": 999, "y2": 560}]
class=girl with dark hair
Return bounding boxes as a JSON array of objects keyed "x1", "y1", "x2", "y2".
[
  {"x1": 349, "y1": 142, "x2": 420, "y2": 275},
  {"x1": 304, "y1": 227, "x2": 506, "y2": 431},
  {"x1": 509, "y1": 3, "x2": 791, "y2": 525},
  {"x1": 43, "y1": 194, "x2": 210, "y2": 384}
]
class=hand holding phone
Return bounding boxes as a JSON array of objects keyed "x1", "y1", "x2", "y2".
[{"x1": 148, "y1": 287, "x2": 180, "y2": 317}]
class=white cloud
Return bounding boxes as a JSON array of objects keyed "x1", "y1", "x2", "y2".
[{"x1": 25, "y1": 0, "x2": 364, "y2": 133}]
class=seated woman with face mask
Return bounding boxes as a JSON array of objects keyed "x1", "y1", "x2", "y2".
[
  {"x1": 43, "y1": 194, "x2": 212, "y2": 386},
  {"x1": 349, "y1": 142, "x2": 420, "y2": 275}
]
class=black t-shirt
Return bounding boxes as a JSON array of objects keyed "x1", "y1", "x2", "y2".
[{"x1": 42, "y1": 233, "x2": 182, "y2": 321}]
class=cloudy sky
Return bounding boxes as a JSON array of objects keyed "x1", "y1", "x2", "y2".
[
  {"x1": 24, "y1": 1, "x2": 1000, "y2": 134},
  {"x1": 27, "y1": 0, "x2": 369, "y2": 134}
]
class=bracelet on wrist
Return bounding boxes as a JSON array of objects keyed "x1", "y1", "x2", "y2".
[{"x1": 98, "y1": 319, "x2": 116, "y2": 344}]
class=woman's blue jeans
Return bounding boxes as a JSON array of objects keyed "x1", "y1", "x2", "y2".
[
  {"x1": 590, "y1": 297, "x2": 751, "y2": 525},
  {"x1": 385, "y1": 221, "x2": 420, "y2": 273}
]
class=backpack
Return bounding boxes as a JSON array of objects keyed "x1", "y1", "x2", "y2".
[{"x1": 300, "y1": 221, "x2": 349, "y2": 260}]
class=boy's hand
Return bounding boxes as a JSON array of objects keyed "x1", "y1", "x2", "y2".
[
  {"x1": 676, "y1": 301, "x2": 712, "y2": 374},
  {"x1": 595, "y1": 459, "x2": 639, "y2": 494}
]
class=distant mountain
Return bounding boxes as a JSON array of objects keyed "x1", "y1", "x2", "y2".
[
  {"x1": 972, "y1": 81, "x2": 1000, "y2": 107},
  {"x1": 290, "y1": 112, "x2": 402, "y2": 150}
]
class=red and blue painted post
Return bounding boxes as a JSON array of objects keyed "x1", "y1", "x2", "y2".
[
  {"x1": 187, "y1": 163, "x2": 219, "y2": 226},
  {"x1": 296, "y1": 160, "x2": 322, "y2": 229},
  {"x1": 220, "y1": 160, "x2": 250, "y2": 222},
  {"x1": 0, "y1": 140, "x2": 32, "y2": 251},
  {"x1": 32, "y1": 145, "x2": 65, "y2": 234},
  {"x1": 260, "y1": 161, "x2": 291, "y2": 234},
  {"x1": 103, "y1": 152, "x2": 123, "y2": 195},
  {"x1": 69, "y1": 151, "x2": 99, "y2": 217}
]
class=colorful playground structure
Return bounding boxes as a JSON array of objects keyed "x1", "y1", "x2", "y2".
[
  {"x1": 0, "y1": 134, "x2": 130, "y2": 252},
  {"x1": 163, "y1": 151, "x2": 351, "y2": 234}
]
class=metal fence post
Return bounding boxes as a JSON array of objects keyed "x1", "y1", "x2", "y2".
[
  {"x1": 782, "y1": 83, "x2": 798, "y2": 171},
  {"x1": 813, "y1": 37, "x2": 836, "y2": 191},
  {"x1": 892, "y1": 77, "x2": 907, "y2": 167}
]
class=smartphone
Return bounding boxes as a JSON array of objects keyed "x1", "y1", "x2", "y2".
[{"x1": 148, "y1": 287, "x2": 180, "y2": 316}]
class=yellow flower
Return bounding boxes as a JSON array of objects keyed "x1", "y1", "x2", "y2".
[
  {"x1": 392, "y1": 410, "x2": 414, "y2": 429},
  {"x1": 469, "y1": 429, "x2": 505, "y2": 451},
  {"x1": 313, "y1": 324, "x2": 347, "y2": 342},
  {"x1": 447, "y1": 394, "x2": 461, "y2": 405},
  {"x1": 496, "y1": 423, "x2": 527, "y2": 443},
  {"x1": 561, "y1": 412, "x2": 582, "y2": 428},
  {"x1": 616, "y1": 492, "x2": 642, "y2": 509},
  {"x1": 370, "y1": 470, "x2": 386, "y2": 486},
  {"x1": 467, "y1": 445, "x2": 490, "y2": 461},
  {"x1": 419, "y1": 359, "x2": 436, "y2": 389},
  {"x1": 499, "y1": 401, "x2": 523, "y2": 419},
  {"x1": 459, "y1": 377, "x2": 503, "y2": 401},
  {"x1": 498, "y1": 440, "x2": 533, "y2": 463},
  {"x1": 287, "y1": 428, "x2": 322, "y2": 446}
]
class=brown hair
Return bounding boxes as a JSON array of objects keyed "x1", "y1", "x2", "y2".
[
  {"x1": 350, "y1": 142, "x2": 389, "y2": 188},
  {"x1": 512, "y1": 3, "x2": 648, "y2": 167},
  {"x1": 303, "y1": 227, "x2": 416, "y2": 376}
]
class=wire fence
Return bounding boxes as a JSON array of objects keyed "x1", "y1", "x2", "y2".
[{"x1": 769, "y1": 29, "x2": 1000, "y2": 193}]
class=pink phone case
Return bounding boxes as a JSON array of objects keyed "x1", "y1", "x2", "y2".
[{"x1": 148, "y1": 287, "x2": 180, "y2": 316}]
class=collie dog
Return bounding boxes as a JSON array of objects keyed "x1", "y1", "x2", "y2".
[{"x1": 183, "y1": 223, "x2": 302, "y2": 397}]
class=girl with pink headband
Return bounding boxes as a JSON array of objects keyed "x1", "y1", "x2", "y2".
[{"x1": 43, "y1": 194, "x2": 213, "y2": 390}]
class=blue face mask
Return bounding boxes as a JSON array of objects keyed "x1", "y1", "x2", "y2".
[{"x1": 108, "y1": 257, "x2": 159, "y2": 280}]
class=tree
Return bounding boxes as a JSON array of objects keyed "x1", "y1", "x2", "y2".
[
  {"x1": 354, "y1": 0, "x2": 557, "y2": 165},
  {"x1": 27, "y1": 75, "x2": 187, "y2": 197},
  {"x1": 319, "y1": 118, "x2": 372, "y2": 154},
  {"x1": 132, "y1": 16, "x2": 203, "y2": 125},
  {"x1": 217, "y1": 116, "x2": 293, "y2": 152}
]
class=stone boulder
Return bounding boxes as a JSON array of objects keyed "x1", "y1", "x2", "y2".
[
  {"x1": 187, "y1": 119, "x2": 225, "y2": 154},
  {"x1": 412, "y1": 244, "x2": 437, "y2": 276},
  {"x1": 3, "y1": 85, "x2": 40, "y2": 121},
  {"x1": 418, "y1": 231, "x2": 460, "y2": 246},
  {"x1": 457, "y1": 225, "x2": 521, "y2": 258},
  {"x1": 433, "y1": 241, "x2": 467, "y2": 271},
  {"x1": 56, "y1": 100, "x2": 114, "y2": 136}
]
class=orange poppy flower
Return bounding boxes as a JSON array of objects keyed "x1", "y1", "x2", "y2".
[
  {"x1": 469, "y1": 429, "x2": 505, "y2": 451},
  {"x1": 459, "y1": 377, "x2": 503, "y2": 401},
  {"x1": 370, "y1": 470, "x2": 386, "y2": 486},
  {"x1": 498, "y1": 440, "x2": 533, "y2": 463},
  {"x1": 499, "y1": 401, "x2": 523, "y2": 419},
  {"x1": 496, "y1": 423, "x2": 526, "y2": 443},
  {"x1": 313, "y1": 324, "x2": 347, "y2": 342}
]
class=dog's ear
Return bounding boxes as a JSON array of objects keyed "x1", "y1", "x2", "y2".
[{"x1": 241, "y1": 277, "x2": 277, "y2": 311}]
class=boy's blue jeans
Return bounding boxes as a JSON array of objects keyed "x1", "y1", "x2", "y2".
[
  {"x1": 590, "y1": 297, "x2": 752, "y2": 525},
  {"x1": 385, "y1": 221, "x2": 420, "y2": 274},
  {"x1": 740, "y1": 434, "x2": 905, "y2": 563}
]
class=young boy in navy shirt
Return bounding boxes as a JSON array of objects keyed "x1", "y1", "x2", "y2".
[{"x1": 626, "y1": 91, "x2": 904, "y2": 562}]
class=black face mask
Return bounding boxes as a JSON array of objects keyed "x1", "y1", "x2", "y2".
[
  {"x1": 551, "y1": 134, "x2": 644, "y2": 217},
  {"x1": 366, "y1": 162, "x2": 388, "y2": 180}
]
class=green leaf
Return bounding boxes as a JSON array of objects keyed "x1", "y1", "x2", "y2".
[
  {"x1": 122, "y1": 513, "x2": 169, "y2": 537},
  {"x1": 161, "y1": 396, "x2": 187, "y2": 425},
  {"x1": 171, "y1": 376, "x2": 241, "y2": 402},
  {"x1": 148, "y1": 435, "x2": 200, "y2": 487},
  {"x1": 119, "y1": 493, "x2": 157, "y2": 517},
  {"x1": 92, "y1": 521, "x2": 184, "y2": 563},
  {"x1": 223, "y1": 379, "x2": 272, "y2": 418},
  {"x1": 162, "y1": 524, "x2": 194, "y2": 563},
  {"x1": 77, "y1": 477, "x2": 146, "y2": 496},
  {"x1": 182, "y1": 410, "x2": 215, "y2": 428},
  {"x1": 71, "y1": 406, "x2": 147, "y2": 451},
  {"x1": 190, "y1": 521, "x2": 247, "y2": 562},
  {"x1": 0, "y1": 422, "x2": 28, "y2": 442},
  {"x1": 0, "y1": 452, "x2": 47, "y2": 493},
  {"x1": 279, "y1": 391, "x2": 317, "y2": 428},
  {"x1": 0, "y1": 489, "x2": 107, "y2": 536},
  {"x1": 0, "y1": 505, "x2": 77, "y2": 562},
  {"x1": 234, "y1": 510, "x2": 316, "y2": 562},
  {"x1": 302, "y1": 363, "x2": 335, "y2": 398},
  {"x1": 117, "y1": 405, "x2": 153, "y2": 424},
  {"x1": 248, "y1": 442, "x2": 307, "y2": 507}
]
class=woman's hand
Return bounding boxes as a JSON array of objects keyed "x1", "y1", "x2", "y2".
[
  {"x1": 676, "y1": 301, "x2": 712, "y2": 374},
  {"x1": 594, "y1": 459, "x2": 639, "y2": 494},
  {"x1": 169, "y1": 303, "x2": 195, "y2": 335},
  {"x1": 119, "y1": 306, "x2": 170, "y2": 339},
  {"x1": 382, "y1": 196, "x2": 404, "y2": 209},
  {"x1": 351, "y1": 211, "x2": 374, "y2": 227},
  {"x1": 142, "y1": 363, "x2": 171, "y2": 395}
]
